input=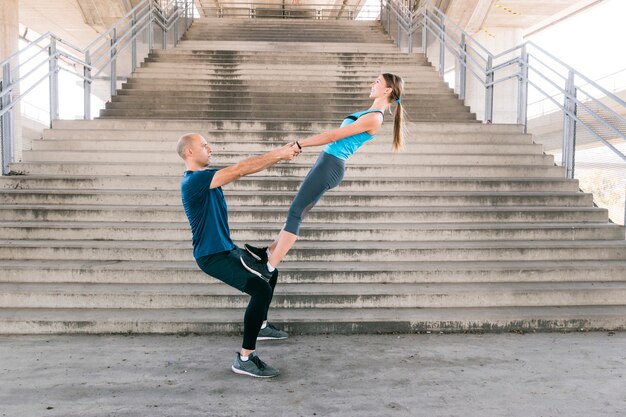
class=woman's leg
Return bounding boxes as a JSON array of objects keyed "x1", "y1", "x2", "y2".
[
  {"x1": 268, "y1": 229, "x2": 298, "y2": 267},
  {"x1": 266, "y1": 153, "x2": 345, "y2": 268}
]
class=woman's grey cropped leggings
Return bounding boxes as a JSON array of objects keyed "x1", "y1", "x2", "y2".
[{"x1": 284, "y1": 151, "x2": 346, "y2": 235}]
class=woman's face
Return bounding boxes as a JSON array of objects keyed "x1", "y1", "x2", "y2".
[{"x1": 369, "y1": 75, "x2": 391, "y2": 100}]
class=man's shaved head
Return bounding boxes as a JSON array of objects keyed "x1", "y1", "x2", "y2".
[{"x1": 177, "y1": 133, "x2": 202, "y2": 159}]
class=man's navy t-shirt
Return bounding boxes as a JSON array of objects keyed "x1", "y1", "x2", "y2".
[{"x1": 180, "y1": 169, "x2": 235, "y2": 259}]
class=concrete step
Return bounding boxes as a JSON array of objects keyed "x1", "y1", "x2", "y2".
[
  {"x1": 0, "y1": 175, "x2": 582, "y2": 192},
  {"x1": 2, "y1": 259, "x2": 626, "y2": 284},
  {"x1": 0, "y1": 221, "x2": 621, "y2": 242},
  {"x1": 1, "y1": 305, "x2": 626, "y2": 334},
  {"x1": 50, "y1": 119, "x2": 522, "y2": 133},
  {"x1": 0, "y1": 189, "x2": 591, "y2": 207},
  {"x1": 1, "y1": 239, "x2": 624, "y2": 262},
  {"x1": 2, "y1": 282, "x2": 626, "y2": 309},
  {"x1": 8, "y1": 161, "x2": 563, "y2": 177},
  {"x1": 160, "y1": 41, "x2": 413, "y2": 53},
  {"x1": 40, "y1": 129, "x2": 533, "y2": 144},
  {"x1": 33, "y1": 139, "x2": 540, "y2": 153},
  {"x1": 181, "y1": 36, "x2": 392, "y2": 43},
  {"x1": 129, "y1": 72, "x2": 444, "y2": 82},
  {"x1": 122, "y1": 78, "x2": 449, "y2": 88},
  {"x1": 140, "y1": 58, "x2": 430, "y2": 67},
  {"x1": 115, "y1": 86, "x2": 458, "y2": 96},
  {"x1": 135, "y1": 64, "x2": 435, "y2": 73},
  {"x1": 103, "y1": 102, "x2": 470, "y2": 113},
  {"x1": 98, "y1": 110, "x2": 476, "y2": 121},
  {"x1": 0, "y1": 205, "x2": 608, "y2": 223},
  {"x1": 142, "y1": 56, "x2": 427, "y2": 65},
  {"x1": 108, "y1": 96, "x2": 464, "y2": 107},
  {"x1": 21, "y1": 150, "x2": 553, "y2": 166}
]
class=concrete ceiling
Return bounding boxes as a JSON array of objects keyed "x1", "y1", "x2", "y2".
[
  {"x1": 17, "y1": 0, "x2": 600, "y2": 48},
  {"x1": 443, "y1": 0, "x2": 591, "y2": 35},
  {"x1": 19, "y1": 0, "x2": 142, "y2": 49}
]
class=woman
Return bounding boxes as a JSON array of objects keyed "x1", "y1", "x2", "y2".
[{"x1": 241, "y1": 73, "x2": 405, "y2": 280}]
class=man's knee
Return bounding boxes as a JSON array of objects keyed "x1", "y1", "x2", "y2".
[{"x1": 243, "y1": 276, "x2": 272, "y2": 298}]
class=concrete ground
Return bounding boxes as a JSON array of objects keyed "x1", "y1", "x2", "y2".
[{"x1": 0, "y1": 331, "x2": 624, "y2": 417}]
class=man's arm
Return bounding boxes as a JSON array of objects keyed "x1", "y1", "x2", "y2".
[{"x1": 209, "y1": 143, "x2": 300, "y2": 189}]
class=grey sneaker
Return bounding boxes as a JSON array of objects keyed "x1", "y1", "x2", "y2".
[
  {"x1": 231, "y1": 352, "x2": 279, "y2": 378},
  {"x1": 240, "y1": 251, "x2": 274, "y2": 282},
  {"x1": 245, "y1": 243, "x2": 269, "y2": 264},
  {"x1": 257, "y1": 323, "x2": 289, "y2": 341}
]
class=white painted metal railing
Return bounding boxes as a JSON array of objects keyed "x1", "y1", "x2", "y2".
[
  {"x1": 381, "y1": 0, "x2": 626, "y2": 225},
  {"x1": 0, "y1": 0, "x2": 194, "y2": 175}
]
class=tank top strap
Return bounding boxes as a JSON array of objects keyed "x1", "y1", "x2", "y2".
[
  {"x1": 344, "y1": 109, "x2": 384, "y2": 122},
  {"x1": 360, "y1": 109, "x2": 384, "y2": 118}
]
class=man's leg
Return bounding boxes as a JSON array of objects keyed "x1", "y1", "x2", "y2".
[
  {"x1": 196, "y1": 247, "x2": 280, "y2": 377},
  {"x1": 257, "y1": 270, "x2": 288, "y2": 340}
]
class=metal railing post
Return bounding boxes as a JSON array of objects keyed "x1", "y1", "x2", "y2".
[
  {"x1": 49, "y1": 37, "x2": 59, "y2": 123},
  {"x1": 131, "y1": 14, "x2": 138, "y2": 71},
  {"x1": 485, "y1": 55, "x2": 494, "y2": 122},
  {"x1": 397, "y1": 15, "x2": 401, "y2": 50},
  {"x1": 386, "y1": 2, "x2": 390, "y2": 35},
  {"x1": 517, "y1": 45, "x2": 529, "y2": 132},
  {"x1": 458, "y1": 33, "x2": 466, "y2": 100},
  {"x1": 1, "y1": 63, "x2": 13, "y2": 175},
  {"x1": 110, "y1": 28, "x2": 117, "y2": 97},
  {"x1": 174, "y1": 12, "x2": 179, "y2": 45},
  {"x1": 439, "y1": 21, "x2": 445, "y2": 77},
  {"x1": 407, "y1": 24, "x2": 413, "y2": 54},
  {"x1": 162, "y1": 11, "x2": 167, "y2": 49},
  {"x1": 422, "y1": 9, "x2": 427, "y2": 54},
  {"x1": 562, "y1": 70, "x2": 577, "y2": 179},
  {"x1": 148, "y1": 2, "x2": 154, "y2": 51},
  {"x1": 83, "y1": 50, "x2": 91, "y2": 120}
]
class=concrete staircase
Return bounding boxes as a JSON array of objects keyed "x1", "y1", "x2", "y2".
[{"x1": 1, "y1": 18, "x2": 626, "y2": 334}]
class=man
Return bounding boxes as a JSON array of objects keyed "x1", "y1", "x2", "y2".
[{"x1": 177, "y1": 133, "x2": 300, "y2": 378}]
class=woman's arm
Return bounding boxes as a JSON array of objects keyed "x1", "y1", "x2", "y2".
[{"x1": 297, "y1": 112, "x2": 383, "y2": 148}]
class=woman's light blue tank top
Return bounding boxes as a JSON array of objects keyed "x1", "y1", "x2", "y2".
[{"x1": 323, "y1": 109, "x2": 384, "y2": 160}]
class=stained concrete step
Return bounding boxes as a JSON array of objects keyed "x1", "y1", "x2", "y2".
[
  {"x1": 0, "y1": 205, "x2": 608, "y2": 223},
  {"x1": 20, "y1": 151, "x2": 553, "y2": 166},
  {"x1": 0, "y1": 190, "x2": 591, "y2": 207},
  {"x1": 142, "y1": 56, "x2": 426, "y2": 65},
  {"x1": 0, "y1": 240, "x2": 624, "y2": 262},
  {"x1": 102, "y1": 103, "x2": 470, "y2": 114},
  {"x1": 33, "y1": 139, "x2": 540, "y2": 153},
  {"x1": 122, "y1": 79, "x2": 449, "y2": 88},
  {"x1": 40, "y1": 129, "x2": 533, "y2": 144},
  {"x1": 157, "y1": 41, "x2": 417, "y2": 52},
  {"x1": 2, "y1": 259, "x2": 626, "y2": 284},
  {"x1": 0, "y1": 221, "x2": 621, "y2": 242},
  {"x1": 108, "y1": 96, "x2": 464, "y2": 107},
  {"x1": 8, "y1": 161, "x2": 563, "y2": 177},
  {"x1": 2, "y1": 282, "x2": 626, "y2": 309},
  {"x1": 182, "y1": 36, "x2": 393, "y2": 43},
  {"x1": 0, "y1": 176, "x2": 582, "y2": 192},
  {"x1": 49, "y1": 119, "x2": 523, "y2": 133},
  {"x1": 114, "y1": 87, "x2": 458, "y2": 96},
  {"x1": 135, "y1": 64, "x2": 435, "y2": 73},
  {"x1": 129, "y1": 72, "x2": 444, "y2": 81},
  {"x1": 1, "y1": 305, "x2": 625, "y2": 334},
  {"x1": 98, "y1": 110, "x2": 476, "y2": 121}
]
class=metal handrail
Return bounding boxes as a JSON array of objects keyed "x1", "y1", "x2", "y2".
[
  {"x1": 200, "y1": 2, "x2": 379, "y2": 19},
  {"x1": 0, "y1": 0, "x2": 194, "y2": 175}
]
